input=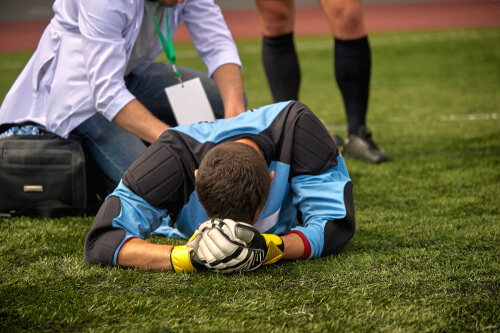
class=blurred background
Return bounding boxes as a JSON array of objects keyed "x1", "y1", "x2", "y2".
[
  {"x1": 0, "y1": 0, "x2": 471, "y2": 21},
  {"x1": 1, "y1": 0, "x2": 499, "y2": 53}
]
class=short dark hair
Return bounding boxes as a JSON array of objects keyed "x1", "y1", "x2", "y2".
[{"x1": 196, "y1": 141, "x2": 270, "y2": 224}]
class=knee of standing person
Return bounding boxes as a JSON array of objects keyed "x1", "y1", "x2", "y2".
[
  {"x1": 325, "y1": 0, "x2": 365, "y2": 39},
  {"x1": 257, "y1": 0, "x2": 295, "y2": 37}
]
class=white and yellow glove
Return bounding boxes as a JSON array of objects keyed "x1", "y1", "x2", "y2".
[
  {"x1": 170, "y1": 246, "x2": 206, "y2": 273},
  {"x1": 187, "y1": 219, "x2": 284, "y2": 273}
]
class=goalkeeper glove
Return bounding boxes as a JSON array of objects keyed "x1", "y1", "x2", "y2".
[
  {"x1": 187, "y1": 219, "x2": 255, "y2": 273},
  {"x1": 170, "y1": 220, "x2": 230, "y2": 273},
  {"x1": 170, "y1": 246, "x2": 206, "y2": 273},
  {"x1": 235, "y1": 226, "x2": 285, "y2": 265},
  {"x1": 187, "y1": 219, "x2": 284, "y2": 273},
  {"x1": 256, "y1": 233, "x2": 285, "y2": 265}
]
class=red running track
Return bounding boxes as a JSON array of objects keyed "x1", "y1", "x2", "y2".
[{"x1": 0, "y1": 1, "x2": 499, "y2": 53}]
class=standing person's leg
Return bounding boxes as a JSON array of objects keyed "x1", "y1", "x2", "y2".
[
  {"x1": 319, "y1": 0, "x2": 389, "y2": 163},
  {"x1": 125, "y1": 63, "x2": 227, "y2": 125},
  {"x1": 255, "y1": 0, "x2": 300, "y2": 102}
]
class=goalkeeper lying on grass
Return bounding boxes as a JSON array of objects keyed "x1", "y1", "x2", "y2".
[{"x1": 84, "y1": 101, "x2": 355, "y2": 272}]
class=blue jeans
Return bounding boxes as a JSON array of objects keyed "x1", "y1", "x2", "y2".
[{"x1": 72, "y1": 63, "x2": 226, "y2": 191}]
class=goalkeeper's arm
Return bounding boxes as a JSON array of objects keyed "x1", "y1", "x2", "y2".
[
  {"x1": 117, "y1": 238, "x2": 175, "y2": 271},
  {"x1": 115, "y1": 233, "x2": 305, "y2": 271},
  {"x1": 116, "y1": 238, "x2": 204, "y2": 272},
  {"x1": 247, "y1": 231, "x2": 305, "y2": 264}
]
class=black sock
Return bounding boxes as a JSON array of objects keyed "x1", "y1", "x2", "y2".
[
  {"x1": 334, "y1": 36, "x2": 371, "y2": 136},
  {"x1": 262, "y1": 32, "x2": 301, "y2": 102}
]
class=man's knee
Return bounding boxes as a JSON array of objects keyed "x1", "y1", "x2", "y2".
[
  {"x1": 321, "y1": 0, "x2": 366, "y2": 38},
  {"x1": 256, "y1": 0, "x2": 295, "y2": 36}
]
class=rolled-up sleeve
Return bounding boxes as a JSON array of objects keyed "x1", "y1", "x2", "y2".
[
  {"x1": 78, "y1": 0, "x2": 138, "y2": 121},
  {"x1": 182, "y1": 0, "x2": 242, "y2": 77}
]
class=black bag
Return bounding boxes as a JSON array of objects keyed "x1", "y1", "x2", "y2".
[{"x1": 0, "y1": 124, "x2": 103, "y2": 217}]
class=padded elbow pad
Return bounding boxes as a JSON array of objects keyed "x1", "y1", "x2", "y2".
[
  {"x1": 291, "y1": 109, "x2": 339, "y2": 177},
  {"x1": 321, "y1": 181, "x2": 355, "y2": 256},
  {"x1": 84, "y1": 196, "x2": 125, "y2": 265}
]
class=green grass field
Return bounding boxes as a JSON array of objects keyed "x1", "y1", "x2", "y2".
[{"x1": 1, "y1": 28, "x2": 499, "y2": 332}]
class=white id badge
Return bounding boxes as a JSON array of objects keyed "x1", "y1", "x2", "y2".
[{"x1": 164, "y1": 77, "x2": 215, "y2": 126}]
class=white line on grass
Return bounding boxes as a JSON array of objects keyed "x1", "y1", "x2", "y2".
[
  {"x1": 171, "y1": 29, "x2": 500, "y2": 59},
  {"x1": 2, "y1": 30, "x2": 499, "y2": 69},
  {"x1": 90, "y1": 29, "x2": 497, "y2": 63},
  {"x1": 323, "y1": 113, "x2": 499, "y2": 130},
  {"x1": 369, "y1": 29, "x2": 500, "y2": 47},
  {"x1": 244, "y1": 29, "x2": 500, "y2": 56},
  {"x1": 389, "y1": 113, "x2": 499, "y2": 123}
]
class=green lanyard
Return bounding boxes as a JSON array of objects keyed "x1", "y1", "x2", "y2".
[{"x1": 149, "y1": 5, "x2": 182, "y2": 83}]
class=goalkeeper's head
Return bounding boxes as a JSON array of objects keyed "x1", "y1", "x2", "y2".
[{"x1": 195, "y1": 139, "x2": 272, "y2": 225}]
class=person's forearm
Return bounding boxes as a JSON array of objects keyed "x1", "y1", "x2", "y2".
[
  {"x1": 281, "y1": 233, "x2": 305, "y2": 259},
  {"x1": 116, "y1": 238, "x2": 175, "y2": 270},
  {"x1": 113, "y1": 99, "x2": 170, "y2": 143},
  {"x1": 212, "y1": 63, "x2": 246, "y2": 119}
]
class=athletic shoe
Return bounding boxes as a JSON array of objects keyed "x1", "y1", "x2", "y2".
[
  {"x1": 331, "y1": 132, "x2": 345, "y2": 150},
  {"x1": 343, "y1": 127, "x2": 390, "y2": 163}
]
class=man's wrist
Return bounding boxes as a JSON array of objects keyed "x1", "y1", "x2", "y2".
[
  {"x1": 282, "y1": 232, "x2": 308, "y2": 260},
  {"x1": 224, "y1": 103, "x2": 246, "y2": 118}
]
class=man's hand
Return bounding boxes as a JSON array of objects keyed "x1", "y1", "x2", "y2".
[
  {"x1": 187, "y1": 219, "x2": 285, "y2": 273},
  {"x1": 187, "y1": 219, "x2": 262, "y2": 273},
  {"x1": 232, "y1": 223, "x2": 285, "y2": 266}
]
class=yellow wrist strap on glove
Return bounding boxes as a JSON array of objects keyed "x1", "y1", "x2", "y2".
[
  {"x1": 262, "y1": 234, "x2": 284, "y2": 265},
  {"x1": 188, "y1": 232, "x2": 199, "y2": 242},
  {"x1": 170, "y1": 246, "x2": 196, "y2": 273}
]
